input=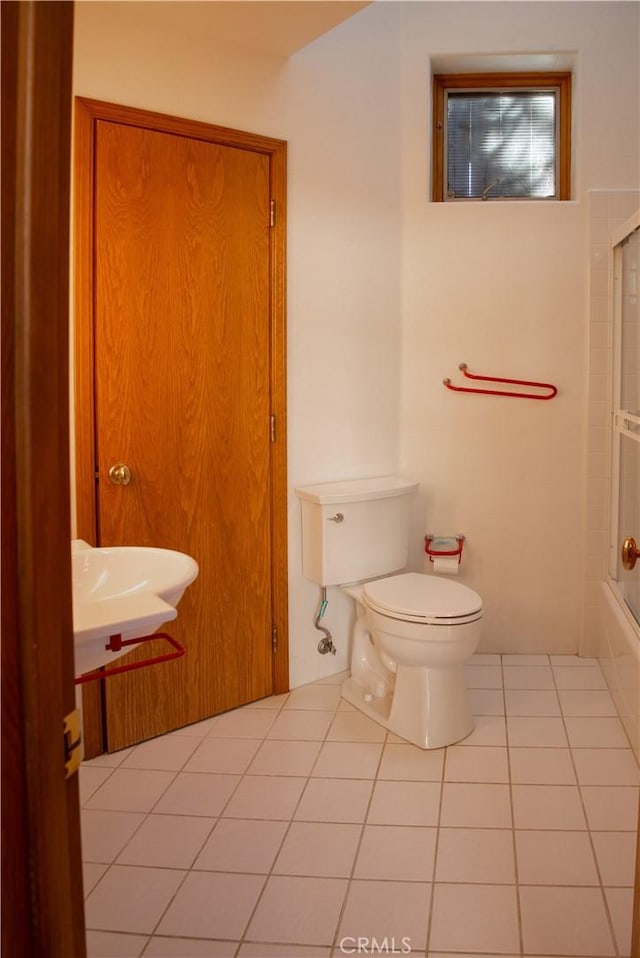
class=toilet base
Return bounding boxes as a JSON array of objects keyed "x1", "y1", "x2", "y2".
[{"x1": 342, "y1": 663, "x2": 474, "y2": 749}]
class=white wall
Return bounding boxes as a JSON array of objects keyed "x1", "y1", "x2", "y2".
[
  {"x1": 72, "y1": 0, "x2": 403, "y2": 687},
  {"x1": 73, "y1": 1, "x2": 639, "y2": 685},
  {"x1": 398, "y1": 2, "x2": 640, "y2": 653}
]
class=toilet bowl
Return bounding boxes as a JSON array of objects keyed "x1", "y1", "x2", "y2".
[
  {"x1": 342, "y1": 573, "x2": 483, "y2": 749},
  {"x1": 295, "y1": 477, "x2": 484, "y2": 750}
]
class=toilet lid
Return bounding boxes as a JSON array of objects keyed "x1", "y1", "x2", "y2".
[{"x1": 363, "y1": 572, "x2": 482, "y2": 622}]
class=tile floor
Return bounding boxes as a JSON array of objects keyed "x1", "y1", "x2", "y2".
[{"x1": 80, "y1": 655, "x2": 639, "y2": 958}]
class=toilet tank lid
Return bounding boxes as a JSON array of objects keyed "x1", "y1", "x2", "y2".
[{"x1": 295, "y1": 476, "x2": 418, "y2": 505}]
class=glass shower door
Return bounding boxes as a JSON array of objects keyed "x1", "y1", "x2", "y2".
[{"x1": 610, "y1": 212, "x2": 640, "y2": 625}]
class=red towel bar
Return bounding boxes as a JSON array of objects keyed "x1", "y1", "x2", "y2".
[
  {"x1": 74, "y1": 631, "x2": 184, "y2": 685},
  {"x1": 443, "y1": 363, "x2": 558, "y2": 400}
]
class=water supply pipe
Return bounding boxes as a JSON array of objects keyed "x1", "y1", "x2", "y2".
[{"x1": 314, "y1": 587, "x2": 336, "y2": 655}]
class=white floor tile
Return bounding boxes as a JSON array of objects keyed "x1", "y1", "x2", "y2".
[
  {"x1": 83, "y1": 768, "x2": 176, "y2": 813},
  {"x1": 464, "y1": 665, "x2": 502, "y2": 688},
  {"x1": 81, "y1": 809, "x2": 145, "y2": 863},
  {"x1": 506, "y1": 715, "x2": 568, "y2": 747},
  {"x1": 509, "y1": 747, "x2": 576, "y2": 784},
  {"x1": 294, "y1": 777, "x2": 374, "y2": 823},
  {"x1": 512, "y1": 784, "x2": 586, "y2": 830},
  {"x1": 83, "y1": 748, "x2": 135, "y2": 769},
  {"x1": 553, "y1": 666, "x2": 607, "y2": 690},
  {"x1": 572, "y1": 748, "x2": 640, "y2": 786},
  {"x1": 210, "y1": 708, "x2": 277, "y2": 739},
  {"x1": 243, "y1": 692, "x2": 289, "y2": 709},
  {"x1": 82, "y1": 862, "x2": 108, "y2": 898},
  {"x1": 311, "y1": 741, "x2": 383, "y2": 779},
  {"x1": 457, "y1": 714, "x2": 507, "y2": 747},
  {"x1": 354, "y1": 824, "x2": 437, "y2": 881},
  {"x1": 84, "y1": 864, "x2": 185, "y2": 934},
  {"x1": 85, "y1": 929, "x2": 147, "y2": 957},
  {"x1": 581, "y1": 786, "x2": 640, "y2": 830},
  {"x1": 239, "y1": 946, "x2": 329, "y2": 958},
  {"x1": 273, "y1": 821, "x2": 361, "y2": 877},
  {"x1": 444, "y1": 745, "x2": 508, "y2": 783},
  {"x1": 144, "y1": 939, "x2": 238, "y2": 957},
  {"x1": 116, "y1": 813, "x2": 214, "y2": 868},
  {"x1": 153, "y1": 772, "x2": 240, "y2": 817},
  {"x1": 283, "y1": 684, "x2": 342, "y2": 711},
  {"x1": 338, "y1": 879, "x2": 431, "y2": 952},
  {"x1": 247, "y1": 875, "x2": 348, "y2": 945},
  {"x1": 194, "y1": 818, "x2": 287, "y2": 873},
  {"x1": 515, "y1": 829, "x2": 599, "y2": 884},
  {"x1": 120, "y1": 735, "x2": 199, "y2": 771},
  {"x1": 520, "y1": 886, "x2": 616, "y2": 956},
  {"x1": 378, "y1": 743, "x2": 445, "y2": 781},
  {"x1": 605, "y1": 887, "x2": 634, "y2": 957},
  {"x1": 367, "y1": 781, "x2": 441, "y2": 826},
  {"x1": 429, "y1": 883, "x2": 520, "y2": 954},
  {"x1": 564, "y1": 716, "x2": 631, "y2": 748},
  {"x1": 591, "y1": 831, "x2": 638, "y2": 886},
  {"x1": 439, "y1": 783, "x2": 512, "y2": 828},
  {"x1": 326, "y1": 711, "x2": 387, "y2": 742},
  {"x1": 78, "y1": 669, "x2": 640, "y2": 958},
  {"x1": 266, "y1": 709, "x2": 334, "y2": 741},
  {"x1": 165, "y1": 716, "x2": 218, "y2": 737},
  {"x1": 468, "y1": 689, "x2": 504, "y2": 715},
  {"x1": 558, "y1": 689, "x2": 617, "y2": 717},
  {"x1": 505, "y1": 689, "x2": 560, "y2": 716},
  {"x1": 79, "y1": 765, "x2": 114, "y2": 804},
  {"x1": 183, "y1": 737, "x2": 261, "y2": 774},
  {"x1": 222, "y1": 775, "x2": 306, "y2": 820},
  {"x1": 502, "y1": 654, "x2": 549, "y2": 665},
  {"x1": 435, "y1": 828, "x2": 515, "y2": 883},
  {"x1": 503, "y1": 665, "x2": 554, "y2": 689},
  {"x1": 247, "y1": 739, "x2": 321, "y2": 776},
  {"x1": 157, "y1": 872, "x2": 265, "y2": 940}
]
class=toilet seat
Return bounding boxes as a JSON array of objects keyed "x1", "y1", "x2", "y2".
[{"x1": 363, "y1": 572, "x2": 483, "y2": 626}]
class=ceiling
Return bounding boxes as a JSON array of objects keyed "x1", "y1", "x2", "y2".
[{"x1": 122, "y1": 1, "x2": 372, "y2": 58}]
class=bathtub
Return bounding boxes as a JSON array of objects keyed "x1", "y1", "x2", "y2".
[{"x1": 598, "y1": 581, "x2": 640, "y2": 761}]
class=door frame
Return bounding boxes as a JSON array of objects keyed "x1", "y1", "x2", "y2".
[
  {"x1": 73, "y1": 98, "x2": 289, "y2": 754},
  {"x1": 1, "y1": 1, "x2": 85, "y2": 953}
]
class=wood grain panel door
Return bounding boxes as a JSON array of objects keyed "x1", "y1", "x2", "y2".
[{"x1": 75, "y1": 101, "x2": 288, "y2": 750}]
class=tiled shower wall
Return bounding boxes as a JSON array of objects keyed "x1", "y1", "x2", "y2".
[{"x1": 583, "y1": 189, "x2": 640, "y2": 759}]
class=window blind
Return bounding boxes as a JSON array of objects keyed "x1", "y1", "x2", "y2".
[{"x1": 446, "y1": 91, "x2": 557, "y2": 199}]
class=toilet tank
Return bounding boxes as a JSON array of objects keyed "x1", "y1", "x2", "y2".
[{"x1": 295, "y1": 476, "x2": 419, "y2": 586}]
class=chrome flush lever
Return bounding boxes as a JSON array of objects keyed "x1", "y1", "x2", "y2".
[{"x1": 327, "y1": 513, "x2": 344, "y2": 523}]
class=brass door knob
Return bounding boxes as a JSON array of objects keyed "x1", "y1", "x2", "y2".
[
  {"x1": 108, "y1": 463, "x2": 132, "y2": 486},
  {"x1": 621, "y1": 536, "x2": 640, "y2": 571}
]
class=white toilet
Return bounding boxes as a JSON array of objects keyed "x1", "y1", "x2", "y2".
[{"x1": 295, "y1": 476, "x2": 483, "y2": 749}]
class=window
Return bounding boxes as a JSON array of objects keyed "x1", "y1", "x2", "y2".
[{"x1": 432, "y1": 72, "x2": 572, "y2": 202}]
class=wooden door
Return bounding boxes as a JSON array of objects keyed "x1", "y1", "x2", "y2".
[{"x1": 74, "y1": 100, "x2": 288, "y2": 750}]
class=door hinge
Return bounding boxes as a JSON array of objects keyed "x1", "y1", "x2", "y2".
[
  {"x1": 63, "y1": 709, "x2": 82, "y2": 779},
  {"x1": 270, "y1": 199, "x2": 276, "y2": 228},
  {"x1": 270, "y1": 414, "x2": 276, "y2": 443},
  {"x1": 272, "y1": 625, "x2": 278, "y2": 654}
]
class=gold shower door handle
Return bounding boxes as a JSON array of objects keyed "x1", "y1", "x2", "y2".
[
  {"x1": 621, "y1": 536, "x2": 640, "y2": 571},
  {"x1": 108, "y1": 462, "x2": 132, "y2": 486}
]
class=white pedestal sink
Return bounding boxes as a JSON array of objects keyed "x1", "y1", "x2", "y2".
[{"x1": 72, "y1": 540, "x2": 199, "y2": 677}]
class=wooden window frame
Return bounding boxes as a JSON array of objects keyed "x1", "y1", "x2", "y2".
[{"x1": 432, "y1": 72, "x2": 572, "y2": 202}]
